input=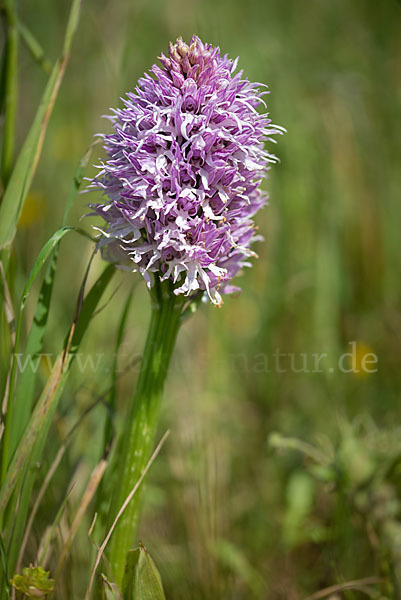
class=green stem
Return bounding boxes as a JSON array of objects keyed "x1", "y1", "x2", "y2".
[{"x1": 108, "y1": 281, "x2": 184, "y2": 586}]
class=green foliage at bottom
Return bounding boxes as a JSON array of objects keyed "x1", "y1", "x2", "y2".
[{"x1": 11, "y1": 565, "x2": 54, "y2": 598}]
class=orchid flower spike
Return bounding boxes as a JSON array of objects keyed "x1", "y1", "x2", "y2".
[{"x1": 88, "y1": 36, "x2": 284, "y2": 306}]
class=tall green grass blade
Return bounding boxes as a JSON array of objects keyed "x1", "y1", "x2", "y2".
[
  {"x1": 8, "y1": 250, "x2": 58, "y2": 457},
  {"x1": 17, "y1": 397, "x2": 106, "y2": 573},
  {"x1": 0, "y1": 0, "x2": 18, "y2": 187},
  {"x1": 0, "y1": 261, "x2": 14, "y2": 337},
  {"x1": 9, "y1": 144, "x2": 98, "y2": 458},
  {"x1": 0, "y1": 352, "x2": 66, "y2": 516},
  {"x1": 1, "y1": 263, "x2": 115, "y2": 584},
  {"x1": 0, "y1": 35, "x2": 7, "y2": 115},
  {"x1": 0, "y1": 226, "x2": 93, "y2": 480},
  {"x1": 20, "y1": 228, "x2": 93, "y2": 312},
  {"x1": 0, "y1": 534, "x2": 11, "y2": 599},
  {"x1": 0, "y1": 260, "x2": 113, "y2": 508},
  {"x1": 68, "y1": 264, "x2": 115, "y2": 355},
  {"x1": 0, "y1": 0, "x2": 82, "y2": 250}
]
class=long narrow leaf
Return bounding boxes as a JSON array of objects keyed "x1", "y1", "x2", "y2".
[
  {"x1": 0, "y1": 533, "x2": 11, "y2": 599},
  {"x1": 16, "y1": 397, "x2": 106, "y2": 573},
  {"x1": 20, "y1": 227, "x2": 93, "y2": 311},
  {"x1": 0, "y1": 355, "x2": 64, "y2": 515},
  {"x1": 9, "y1": 144, "x2": 98, "y2": 458},
  {"x1": 2, "y1": 264, "x2": 115, "y2": 579},
  {"x1": 0, "y1": 226, "x2": 92, "y2": 479},
  {"x1": 8, "y1": 250, "x2": 58, "y2": 457},
  {"x1": 0, "y1": 0, "x2": 18, "y2": 186},
  {"x1": 0, "y1": 0, "x2": 82, "y2": 250}
]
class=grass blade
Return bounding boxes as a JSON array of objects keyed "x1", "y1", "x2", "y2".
[
  {"x1": 9, "y1": 143, "x2": 99, "y2": 459},
  {"x1": 0, "y1": 0, "x2": 82, "y2": 250},
  {"x1": 0, "y1": 0, "x2": 18, "y2": 186},
  {"x1": 16, "y1": 397, "x2": 106, "y2": 574},
  {"x1": 0, "y1": 354, "x2": 65, "y2": 515},
  {"x1": 8, "y1": 250, "x2": 58, "y2": 457},
  {"x1": 0, "y1": 226, "x2": 93, "y2": 479},
  {"x1": 0, "y1": 534, "x2": 11, "y2": 599},
  {"x1": 20, "y1": 228, "x2": 93, "y2": 312},
  {"x1": 1, "y1": 263, "x2": 115, "y2": 582}
]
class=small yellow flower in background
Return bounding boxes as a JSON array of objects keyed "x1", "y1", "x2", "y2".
[
  {"x1": 19, "y1": 192, "x2": 46, "y2": 228},
  {"x1": 348, "y1": 340, "x2": 377, "y2": 377}
]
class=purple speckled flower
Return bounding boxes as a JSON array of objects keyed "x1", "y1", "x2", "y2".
[{"x1": 88, "y1": 36, "x2": 283, "y2": 305}]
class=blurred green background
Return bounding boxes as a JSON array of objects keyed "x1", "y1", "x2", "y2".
[{"x1": 7, "y1": 0, "x2": 401, "y2": 597}]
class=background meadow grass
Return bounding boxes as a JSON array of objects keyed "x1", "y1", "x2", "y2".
[{"x1": 1, "y1": 0, "x2": 401, "y2": 598}]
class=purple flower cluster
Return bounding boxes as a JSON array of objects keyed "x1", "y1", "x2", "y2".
[{"x1": 89, "y1": 36, "x2": 283, "y2": 305}]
